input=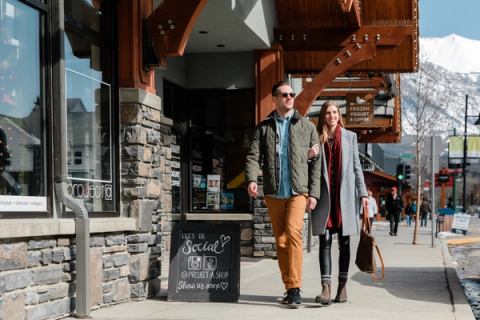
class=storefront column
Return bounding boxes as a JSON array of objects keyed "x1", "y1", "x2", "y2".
[
  {"x1": 255, "y1": 44, "x2": 284, "y2": 124},
  {"x1": 120, "y1": 88, "x2": 174, "y2": 298},
  {"x1": 118, "y1": 0, "x2": 155, "y2": 93}
]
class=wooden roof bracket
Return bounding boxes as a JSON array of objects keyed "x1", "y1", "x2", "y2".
[
  {"x1": 145, "y1": 0, "x2": 207, "y2": 59},
  {"x1": 295, "y1": 42, "x2": 376, "y2": 116},
  {"x1": 337, "y1": 0, "x2": 362, "y2": 27}
]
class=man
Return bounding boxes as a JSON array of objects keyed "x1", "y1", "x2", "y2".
[
  {"x1": 420, "y1": 198, "x2": 431, "y2": 227},
  {"x1": 245, "y1": 81, "x2": 320, "y2": 308},
  {"x1": 386, "y1": 186, "x2": 403, "y2": 236}
]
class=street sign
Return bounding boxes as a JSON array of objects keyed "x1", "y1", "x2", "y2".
[
  {"x1": 400, "y1": 153, "x2": 415, "y2": 159},
  {"x1": 451, "y1": 213, "x2": 470, "y2": 235}
]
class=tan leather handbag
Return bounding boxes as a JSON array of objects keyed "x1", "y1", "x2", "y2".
[{"x1": 355, "y1": 205, "x2": 385, "y2": 280}]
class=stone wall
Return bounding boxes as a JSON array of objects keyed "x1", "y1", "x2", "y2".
[
  {"x1": 120, "y1": 88, "x2": 173, "y2": 298},
  {"x1": 252, "y1": 197, "x2": 313, "y2": 258}
]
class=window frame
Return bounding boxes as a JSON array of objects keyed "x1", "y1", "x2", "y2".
[{"x1": 0, "y1": 0, "x2": 50, "y2": 218}]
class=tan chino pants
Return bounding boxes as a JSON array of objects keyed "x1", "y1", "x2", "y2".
[{"x1": 264, "y1": 195, "x2": 307, "y2": 289}]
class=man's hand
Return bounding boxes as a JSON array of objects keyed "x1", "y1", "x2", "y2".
[
  {"x1": 308, "y1": 143, "x2": 320, "y2": 160},
  {"x1": 247, "y1": 182, "x2": 258, "y2": 198},
  {"x1": 307, "y1": 197, "x2": 317, "y2": 211}
]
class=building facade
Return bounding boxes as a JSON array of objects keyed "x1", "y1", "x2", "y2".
[{"x1": 0, "y1": 0, "x2": 418, "y2": 318}]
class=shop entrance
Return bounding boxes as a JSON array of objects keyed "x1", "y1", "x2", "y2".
[{"x1": 163, "y1": 81, "x2": 255, "y2": 214}]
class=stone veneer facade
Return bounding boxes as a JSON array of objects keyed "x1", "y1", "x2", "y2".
[
  {"x1": 0, "y1": 88, "x2": 257, "y2": 320},
  {"x1": 0, "y1": 88, "x2": 173, "y2": 319}
]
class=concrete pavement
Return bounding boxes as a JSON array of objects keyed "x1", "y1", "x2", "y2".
[{"x1": 84, "y1": 221, "x2": 475, "y2": 320}]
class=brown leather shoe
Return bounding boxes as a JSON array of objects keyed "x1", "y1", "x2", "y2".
[
  {"x1": 334, "y1": 280, "x2": 347, "y2": 303},
  {"x1": 315, "y1": 282, "x2": 332, "y2": 305}
]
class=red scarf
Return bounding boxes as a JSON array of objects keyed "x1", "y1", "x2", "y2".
[{"x1": 325, "y1": 125, "x2": 342, "y2": 230}]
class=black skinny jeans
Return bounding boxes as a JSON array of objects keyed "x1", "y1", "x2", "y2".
[{"x1": 319, "y1": 230, "x2": 350, "y2": 279}]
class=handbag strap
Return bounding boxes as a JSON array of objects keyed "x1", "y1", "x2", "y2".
[
  {"x1": 361, "y1": 203, "x2": 371, "y2": 233},
  {"x1": 370, "y1": 244, "x2": 385, "y2": 280},
  {"x1": 362, "y1": 202, "x2": 385, "y2": 280}
]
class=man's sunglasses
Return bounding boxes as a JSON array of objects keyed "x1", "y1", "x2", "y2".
[{"x1": 276, "y1": 92, "x2": 296, "y2": 98}]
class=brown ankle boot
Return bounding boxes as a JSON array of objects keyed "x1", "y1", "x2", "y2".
[
  {"x1": 315, "y1": 282, "x2": 332, "y2": 305},
  {"x1": 334, "y1": 280, "x2": 347, "y2": 303}
]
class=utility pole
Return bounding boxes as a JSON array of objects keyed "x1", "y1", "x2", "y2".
[
  {"x1": 462, "y1": 94, "x2": 468, "y2": 212},
  {"x1": 431, "y1": 136, "x2": 436, "y2": 248}
]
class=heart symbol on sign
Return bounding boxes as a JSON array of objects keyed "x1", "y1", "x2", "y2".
[
  {"x1": 220, "y1": 235, "x2": 230, "y2": 247},
  {"x1": 220, "y1": 282, "x2": 228, "y2": 290}
]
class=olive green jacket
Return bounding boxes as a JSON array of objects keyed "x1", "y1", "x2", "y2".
[{"x1": 245, "y1": 110, "x2": 321, "y2": 199}]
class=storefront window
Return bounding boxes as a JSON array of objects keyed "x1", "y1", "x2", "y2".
[
  {"x1": 163, "y1": 82, "x2": 254, "y2": 213},
  {"x1": 64, "y1": 1, "x2": 116, "y2": 212},
  {"x1": 0, "y1": 0, "x2": 46, "y2": 212},
  {"x1": 188, "y1": 92, "x2": 254, "y2": 212}
]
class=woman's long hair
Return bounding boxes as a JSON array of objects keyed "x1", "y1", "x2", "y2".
[{"x1": 317, "y1": 100, "x2": 344, "y2": 144}]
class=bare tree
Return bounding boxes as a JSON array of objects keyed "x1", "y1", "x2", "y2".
[{"x1": 402, "y1": 57, "x2": 453, "y2": 244}]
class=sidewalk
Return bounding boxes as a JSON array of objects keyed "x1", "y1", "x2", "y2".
[{"x1": 84, "y1": 222, "x2": 474, "y2": 320}]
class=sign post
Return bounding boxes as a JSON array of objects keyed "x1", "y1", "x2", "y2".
[{"x1": 168, "y1": 223, "x2": 240, "y2": 302}]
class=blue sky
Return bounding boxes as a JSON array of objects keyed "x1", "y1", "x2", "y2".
[{"x1": 420, "y1": 0, "x2": 480, "y2": 40}]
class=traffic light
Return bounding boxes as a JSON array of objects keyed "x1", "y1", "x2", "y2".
[
  {"x1": 396, "y1": 164, "x2": 405, "y2": 181},
  {"x1": 404, "y1": 165, "x2": 412, "y2": 181}
]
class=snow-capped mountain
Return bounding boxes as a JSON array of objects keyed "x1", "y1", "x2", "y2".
[
  {"x1": 381, "y1": 34, "x2": 480, "y2": 158},
  {"x1": 420, "y1": 34, "x2": 480, "y2": 74}
]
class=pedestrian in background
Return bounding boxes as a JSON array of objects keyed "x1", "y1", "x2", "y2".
[
  {"x1": 420, "y1": 198, "x2": 431, "y2": 227},
  {"x1": 366, "y1": 189, "x2": 378, "y2": 227},
  {"x1": 308, "y1": 100, "x2": 368, "y2": 305},
  {"x1": 245, "y1": 81, "x2": 321, "y2": 308},
  {"x1": 386, "y1": 186, "x2": 404, "y2": 236},
  {"x1": 405, "y1": 200, "x2": 413, "y2": 227}
]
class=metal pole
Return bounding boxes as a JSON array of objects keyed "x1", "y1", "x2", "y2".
[
  {"x1": 431, "y1": 136, "x2": 436, "y2": 247},
  {"x1": 452, "y1": 128, "x2": 457, "y2": 211},
  {"x1": 463, "y1": 94, "x2": 468, "y2": 212},
  {"x1": 52, "y1": 1, "x2": 90, "y2": 317}
]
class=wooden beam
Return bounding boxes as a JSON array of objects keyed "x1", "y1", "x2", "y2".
[
  {"x1": 357, "y1": 130, "x2": 401, "y2": 143},
  {"x1": 345, "y1": 118, "x2": 391, "y2": 128},
  {"x1": 284, "y1": 41, "x2": 416, "y2": 73},
  {"x1": 295, "y1": 42, "x2": 376, "y2": 116},
  {"x1": 325, "y1": 78, "x2": 386, "y2": 89},
  {"x1": 118, "y1": 0, "x2": 155, "y2": 93},
  {"x1": 337, "y1": 0, "x2": 362, "y2": 27},
  {"x1": 146, "y1": 0, "x2": 207, "y2": 57},
  {"x1": 275, "y1": 26, "x2": 414, "y2": 49},
  {"x1": 255, "y1": 44, "x2": 285, "y2": 124}
]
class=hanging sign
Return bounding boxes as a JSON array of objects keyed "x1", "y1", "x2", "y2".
[{"x1": 346, "y1": 93, "x2": 374, "y2": 126}]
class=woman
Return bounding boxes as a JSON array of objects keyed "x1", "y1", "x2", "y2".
[{"x1": 309, "y1": 100, "x2": 368, "y2": 305}]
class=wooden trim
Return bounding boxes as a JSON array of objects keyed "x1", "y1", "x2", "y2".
[
  {"x1": 118, "y1": 0, "x2": 155, "y2": 93},
  {"x1": 146, "y1": 0, "x2": 207, "y2": 57},
  {"x1": 275, "y1": 26, "x2": 415, "y2": 50},
  {"x1": 255, "y1": 44, "x2": 284, "y2": 124},
  {"x1": 295, "y1": 43, "x2": 376, "y2": 116},
  {"x1": 357, "y1": 130, "x2": 401, "y2": 143}
]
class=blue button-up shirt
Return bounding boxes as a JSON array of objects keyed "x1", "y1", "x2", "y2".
[{"x1": 275, "y1": 113, "x2": 293, "y2": 199}]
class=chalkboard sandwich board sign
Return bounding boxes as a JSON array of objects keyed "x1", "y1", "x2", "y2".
[{"x1": 168, "y1": 223, "x2": 240, "y2": 302}]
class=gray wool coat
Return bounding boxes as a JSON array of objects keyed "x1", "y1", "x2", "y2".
[{"x1": 311, "y1": 128, "x2": 368, "y2": 236}]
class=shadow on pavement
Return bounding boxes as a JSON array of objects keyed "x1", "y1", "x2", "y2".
[{"x1": 351, "y1": 267, "x2": 466, "y2": 305}]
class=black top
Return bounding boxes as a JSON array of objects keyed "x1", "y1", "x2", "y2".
[{"x1": 386, "y1": 194, "x2": 404, "y2": 216}]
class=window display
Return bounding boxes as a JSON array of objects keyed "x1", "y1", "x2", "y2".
[
  {"x1": 64, "y1": 1, "x2": 116, "y2": 212},
  {"x1": 163, "y1": 82, "x2": 254, "y2": 213},
  {"x1": 0, "y1": 0, "x2": 45, "y2": 211}
]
